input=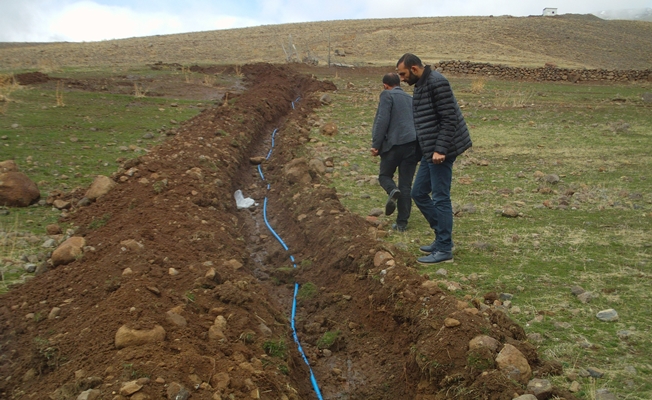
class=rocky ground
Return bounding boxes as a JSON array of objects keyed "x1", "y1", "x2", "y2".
[{"x1": 0, "y1": 64, "x2": 578, "y2": 399}]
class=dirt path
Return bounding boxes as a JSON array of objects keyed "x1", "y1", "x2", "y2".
[{"x1": 0, "y1": 64, "x2": 577, "y2": 399}]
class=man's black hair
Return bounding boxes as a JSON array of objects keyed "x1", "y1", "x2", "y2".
[
  {"x1": 397, "y1": 53, "x2": 423, "y2": 69},
  {"x1": 382, "y1": 72, "x2": 400, "y2": 87}
]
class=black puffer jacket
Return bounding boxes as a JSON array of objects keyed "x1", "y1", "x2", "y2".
[{"x1": 412, "y1": 66, "x2": 472, "y2": 161}]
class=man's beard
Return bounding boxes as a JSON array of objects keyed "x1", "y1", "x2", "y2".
[{"x1": 406, "y1": 71, "x2": 419, "y2": 86}]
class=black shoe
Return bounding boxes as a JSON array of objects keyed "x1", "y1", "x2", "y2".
[
  {"x1": 419, "y1": 240, "x2": 437, "y2": 254},
  {"x1": 385, "y1": 189, "x2": 400, "y2": 216},
  {"x1": 392, "y1": 223, "x2": 407, "y2": 232},
  {"x1": 417, "y1": 251, "x2": 453, "y2": 264}
]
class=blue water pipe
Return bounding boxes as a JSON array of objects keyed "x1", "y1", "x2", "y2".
[{"x1": 255, "y1": 97, "x2": 324, "y2": 399}]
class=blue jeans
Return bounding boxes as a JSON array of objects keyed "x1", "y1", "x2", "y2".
[{"x1": 411, "y1": 155, "x2": 456, "y2": 252}]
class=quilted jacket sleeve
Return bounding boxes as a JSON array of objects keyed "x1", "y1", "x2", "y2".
[{"x1": 413, "y1": 70, "x2": 471, "y2": 160}]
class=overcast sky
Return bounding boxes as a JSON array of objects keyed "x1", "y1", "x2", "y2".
[{"x1": 0, "y1": 0, "x2": 650, "y2": 42}]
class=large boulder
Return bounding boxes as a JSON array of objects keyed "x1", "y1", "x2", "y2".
[
  {"x1": 85, "y1": 175, "x2": 116, "y2": 200},
  {"x1": 0, "y1": 171, "x2": 40, "y2": 207}
]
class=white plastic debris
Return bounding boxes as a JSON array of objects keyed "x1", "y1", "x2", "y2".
[{"x1": 234, "y1": 189, "x2": 256, "y2": 209}]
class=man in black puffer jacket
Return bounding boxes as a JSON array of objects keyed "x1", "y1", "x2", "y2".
[{"x1": 396, "y1": 53, "x2": 472, "y2": 264}]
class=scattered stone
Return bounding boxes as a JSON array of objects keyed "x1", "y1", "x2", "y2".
[
  {"x1": 51, "y1": 236, "x2": 86, "y2": 267},
  {"x1": 544, "y1": 174, "x2": 560, "y2": 184},
  {"x1": 283, "y1": 158, "x2": 312, "y2": 185},
  {"x1": 169, "y1": 268, "x2": 179, "y2": 276},
  {"x1": 499, "y1": 293, "x2": 513, "y2": 301},
  {"x1": 495, "y1": 344, "x2": 532, "y2": 384},
  {"x1": 554, "y1": 321, "x2": 572, "y2": 330},
  {"x1": 46, "y1": 224, "x2": 62, "y2": 235},
  {"x1": 166, "y1": 310, "x2": 187, "y2": 327},
  {"x1": 120, "y1": 380, "x2": 143, "y2": 396},
  {"x1": 501, "y1": 207, "x2": 519, "y2": 218},
  {"x1": 24, "y1": 263, "x2": 37, "y2": 273},
  {"x1": 596, "y1": 309, "x2": 618, "y2": 322},
  {"x1": 224, "y1": 259, "x2": 243, "y2": 270},
  {"x1": 513, "y1": 395, "x2": 537, "y2": 400},
  {"x1": 146, "y1": 286, "x2": 160, "y2": 295},
  {"x1": 624, "y1": 365, "x2": 637, "y2": 375},
  {"x1": 120, "y1": 239, "x2": 145, "y2": 252},
  {"x1": 22, "y1": 368, "x2": 36, "y2": 382},
  {"x1": 0, "y1": 160, "x2": 19, "y2": 173},
  {"x1": 570, "y1": 286, "x2": 585, "y2": 296},
  {"x1": 587, "y1": 366, "x2": 605, "y2": 378},
  {"x1": 527, "y1": 378, "x2": 552, "y2": 399},
  {"x1": 210, "y1": 372, "x2": 230, "y2": 391},
  {"x1": 52, "y1": 199, "x2": 71, "y2": 210},
  {"x1": 77, "y1": 197, "x2": 92, "y2": 207},
  {"x1": 48, "y1": 307, "x2": 61, "y2": 319},
  {"x1": 249, "y1": 156, "x2": 265, "y2": 165},
  {"x1": 0, "y1": 171, "x2": 40, "y2": 207},
  {"x1": 320, "y1": 122, "x2": 338, "y2": 136},
  {"x1": 319, "y1": 94, "x2": 332, "y2": 105},
  {"x1": 309, "y1": 158, "x2": 327, "y2": 175},
  {"x1": 577, "y1": 291, "x2": 595, "y2": 303},
  {"x1": 595, "y1": 389, "x2": 617, "y2": 400},
  {"x1": 76, "y1": 389, "x2": 101, "y2": 400},
  {"x1": 617, "y1": 330, "x2": 634, "y2": 339},
  {"x1": 435, "y1": 268, "x2": 447, "y2": 277},
  {"x1": 208, "y1": 325, "x2": 227, "y2": 341},
  {"x1": 373, "y1": 251, "x2": 393, "y2": 267},
  {"x1": 569, "y1": 381, "x2": 581, "y2": 392},
  {"x1": 468, "y1": 335, "x2": 500, "y2": 352},
  {"x1": 85, "y1": 175, "x2": 116, "y2": 200},
  {"x1": 114, "y1": 325, "x2": 166, "y2": 349},
  {"x1": 368, "y1": 208, "x2": 383, "y2": 217},
  {"x1": 444, "y1": 318, "x2": 460, "y2": 327}
]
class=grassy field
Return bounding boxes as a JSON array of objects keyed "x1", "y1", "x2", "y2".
[
  {"x1": 304, "y1": 72, "x2": 652, "y2": 399},
  {"x1": 1, "y1": 65, "x2": 651, "y2": 398},
  {"x1": 0, "y1": 67, "x2": 203, "y2": 289}
]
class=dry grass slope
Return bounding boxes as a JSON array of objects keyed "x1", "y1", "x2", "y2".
[{"x1": 1, "y1": 15, "x2": 651, "y2": 70}]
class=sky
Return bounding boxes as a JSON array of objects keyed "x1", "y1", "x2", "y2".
[{"x1": 0, "y1": 0, "x2": 650, "y2": 42}]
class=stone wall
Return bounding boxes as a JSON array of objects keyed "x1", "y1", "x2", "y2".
[{"x1": 434, "y1": 60, "x2": 652, "y2": 83}]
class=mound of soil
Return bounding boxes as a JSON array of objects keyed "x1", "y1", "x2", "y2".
[
  {"x1": 14, "y1": 72, "x2": 50, "y2": 85},
  {"x1": 0, "y1": 64, "x2": 577, "y2": 399}
]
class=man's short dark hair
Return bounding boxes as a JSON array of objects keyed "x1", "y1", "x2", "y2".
[
  {"x1": 382, "y1": 72, "x2": 400, "y2": 87},
  {"x1": 397, "y1": 53, "x2": 423, "y2": 69}
]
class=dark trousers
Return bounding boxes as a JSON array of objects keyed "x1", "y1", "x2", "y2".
[
  {"x1": 378, "y1": 142, "x2": 418, "y2": 227},
  {"x1": 411, "y1": 155, "x2": 457, "y2": 252}
]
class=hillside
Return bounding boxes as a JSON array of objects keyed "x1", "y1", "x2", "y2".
[{"x1": 1, "y1": 14, "x2": 651, "y2": 71}]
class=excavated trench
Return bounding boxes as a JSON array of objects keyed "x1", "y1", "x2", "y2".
[{"x1": 0, "y1": 64, "x2": 577, "y2": 400}]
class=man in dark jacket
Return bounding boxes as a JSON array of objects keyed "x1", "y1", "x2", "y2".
[
  {"x1": 396, "y1": 53, "x2": 472, "y2": 263},
  {"x1": 371, "y1": 72, "x2": 418, "y2": 232}
]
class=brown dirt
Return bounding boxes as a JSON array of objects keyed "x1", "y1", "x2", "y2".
[{"x1": 0, "y1": 64, "x2": 578, "y2": 399}]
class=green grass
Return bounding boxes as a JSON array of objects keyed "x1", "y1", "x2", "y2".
[
  {"x1": 263, "y1": 339, "x2": 287, "y2": 359},
  {"x1": 308, "y1": 74, "x2": 651, "y2": 399},
  {"x1": 1, "y1": 66, "x2": 203, "y2": 291}
]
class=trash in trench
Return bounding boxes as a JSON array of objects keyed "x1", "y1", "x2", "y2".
[{"x1": 234, "y1": 189, "x2": 257, "y2": 209}]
